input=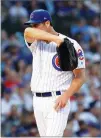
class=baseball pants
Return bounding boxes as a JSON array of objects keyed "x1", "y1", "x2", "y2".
[{"x1": 33, "y1": 91, "x2": 71, "y2": 137}]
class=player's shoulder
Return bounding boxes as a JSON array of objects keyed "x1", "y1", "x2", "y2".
[{"x1": 59, "y1": 33, "x2": 82, "y2": 49}]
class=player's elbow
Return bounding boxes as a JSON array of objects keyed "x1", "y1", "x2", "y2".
[
  {"x1": 24, "y1": 28, "x2": 35, "y2": 43},
  {"x1": 73, "y1": 68, "x2": 86, "y2": 84},
  {"x1": 24, "y1": 27, "x2": 31, "y2": 38}
]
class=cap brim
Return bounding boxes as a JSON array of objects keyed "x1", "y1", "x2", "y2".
[
  {"x1": 24, "y1": 20, "x2": 35, "y2": 25},
  {"x1": 24, "y1": 20, "x2": 42, "y2": 25}
]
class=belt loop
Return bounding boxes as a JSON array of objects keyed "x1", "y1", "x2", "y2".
[
  {"x1": 54, "y1": 91, "x2": 57, "y2": 97},
  {"x1": 54, "y1": 91, "x2": 56, "y2": 97},
  {"x1": 34, "y1": 93, "x2": 36, "y2": 96},
  {"x1": 52, "y1": 91, "x2": 55, "y2": 97},
  {"x1": 51, "y1": 91, "x2": 53, "y2": 97}
]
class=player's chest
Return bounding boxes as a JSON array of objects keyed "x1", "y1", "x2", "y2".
[
  {"x1": 35, "y1": 42, "x2": 57, "y2": 58},
  {"x1": 33, "y1": 44, "x2": 62, "y2": 71}
]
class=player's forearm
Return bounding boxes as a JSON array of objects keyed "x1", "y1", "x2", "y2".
[
  {"x1": 24, "y1": 27, "x2": 63, "y2": 46},
  {"x1": 65, "y1": 76, "x2": 86, "y2": 98}
]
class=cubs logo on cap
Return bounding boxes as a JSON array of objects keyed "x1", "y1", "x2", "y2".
[
  {"x1": 30, "y1": 12, "x2": 34, "y2": 20},
  {"x1": 77, "y1": 49, "x2": 84, "y2": 60},
  {"x1": 52, "y1": 54, "x2": 62, "y2": 71}
]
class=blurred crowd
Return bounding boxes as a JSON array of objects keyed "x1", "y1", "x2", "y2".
[{"x1": 1, "y1": 0, "x2": 101, "y2": 137}]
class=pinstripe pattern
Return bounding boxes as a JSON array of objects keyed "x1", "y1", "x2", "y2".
[
  {"x1": 33, "y1": 95, "x2": 70, "y2": 136},
  {"x1": 46, "y1": 97, "x2": 70, "y2": 136},
  {"x1": 25, "y1": 33, "x2": 85, "y2": 136},
  {"x1": 25, "y1": 34, "x2": 85, "y2": 93},
  {"x1": 34, "y1": 109, "x2": 46, "y2": 136}
]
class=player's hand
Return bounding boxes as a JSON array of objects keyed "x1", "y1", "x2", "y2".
[
  {"x1": 55, "y1": 38, "x2": 64, "y2": 47},
  {"x1": 54, "y1": 92, "x2": 69, "y2": 112}
]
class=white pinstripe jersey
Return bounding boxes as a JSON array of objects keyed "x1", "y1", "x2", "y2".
[{"x1": 25, "y1": 33, "x2": 85, "y2": 93}]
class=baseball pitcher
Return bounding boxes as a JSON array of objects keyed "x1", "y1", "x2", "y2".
[{"x1": 24, "y1": 9, "x2": 86, "y2": 137}]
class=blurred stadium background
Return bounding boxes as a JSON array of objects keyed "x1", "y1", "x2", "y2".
[{"x1": 1, "y1": 0, "x2": 101, "y2": 137}]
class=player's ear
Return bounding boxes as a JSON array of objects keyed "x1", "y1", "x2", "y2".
[{"x1": 45, "y1": 21, "x2": 50, "y2": 28}]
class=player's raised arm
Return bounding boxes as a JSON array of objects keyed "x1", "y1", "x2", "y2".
[{"x1": 24, "y1": 27, "x2": 64, "y2": 46}]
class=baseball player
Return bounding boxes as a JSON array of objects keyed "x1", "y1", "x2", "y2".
[{"x1": 24, "y1": 9, "x2": 86, "y2": 137}]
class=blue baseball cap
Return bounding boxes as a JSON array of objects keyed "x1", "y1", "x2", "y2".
[
  {"x1": 87, "y1": 122, "x2": 101, "y2": 130},
  {"x1": 4, "y1": 88, "x2": 12, "y2": 94},
  {"x1": 18, "y1": 83, "x2": 25, "y2": 88},
  {"x1": 24, "y1": 9, "x2": 52, "y2": 25}
]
